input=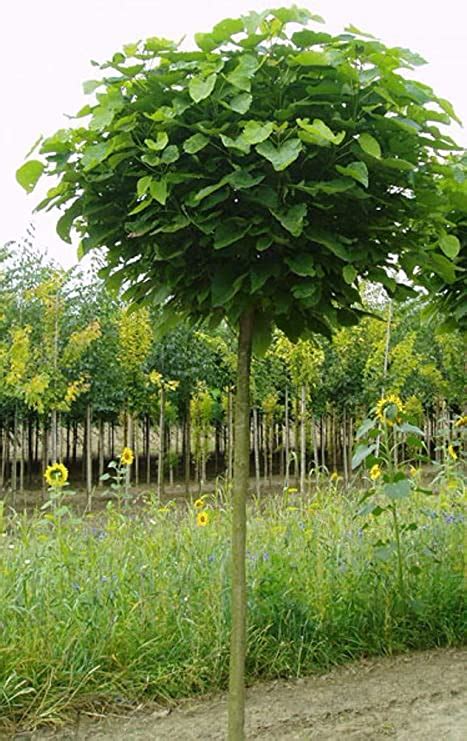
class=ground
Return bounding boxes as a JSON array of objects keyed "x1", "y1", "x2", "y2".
[{"x1": 16, "y1": 648, "x2": 465, "y2": 740}]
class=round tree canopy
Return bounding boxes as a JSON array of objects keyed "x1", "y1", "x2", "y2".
[{"x1": 18, "y1": 6, "x2": 464, "y2": 346}]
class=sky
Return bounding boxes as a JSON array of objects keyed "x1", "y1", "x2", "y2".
[{"x1": 2, "y1": 0, "x2": 466, "y2": 268}]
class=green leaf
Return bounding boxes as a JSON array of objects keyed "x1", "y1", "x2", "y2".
[
  {"x1": 183, "y1": 133, "x2": 209, "y2": 154},
  {"x1": 56, "y1": 200, "x2": 81, "y2": 244},
  {"x1": 308, "y1": 228, "x2": 351, "y2": 260},
  {"x1": 241, "y1": 120, "x2": 274, "y2": 145},
  {"x1": 256, "y1": 139, "x2": 302, "y2": 171},
  {"x1": 226, "y1": 170, "x2": 264, "y2": 189},
  {"x1": 343, "y1": 265, "x2": 358, "y2": 284},
  {"x1": 144, "y1": 132, "x2": 169, "y2": 151},
  {"x1": 358, "y1": 133, "x2": 381, "y2": 158},
  {"x1": 81, "y1": 142, "x2": 111, "y2": 171},
  {"x1": 137, "y1": 176, "x2": 152, "y2": 197},
  {"x1": 356, "y1": 418, "x2": 376, "y2": 440},
  {"x1": 16, "y1": 160, "x2": 44, "y2": 193},
  {"x1": 83, "y1": 79, "x2": 102, "y2": 95},
  {"x1": 291, "y1": 50, "x2": 331, "y2": 66},
  {"x1": 336, "y1": 161, "x2": 369, "y2": 188},
  {"x1": 228, "y1": 93, "x2": 252, "y2": 114},
  {"x1": 271, "y1": 203, "x2": 307, "y2": 237},
  {"x1": 297, "y1": 118, "x2": 345, "y2": 146},
  {"x1": 383, "y1": 479, "x2": 412, "y2": 500},
  {"x1": 439, "y1": 233, "x2": 460, "y2": 259},
  {"x1": 286, "y1": 254, "x2": 316, "y2": 277},
  {"x1": 225, "y1": 54, "x2": 260, "y2": 91},
  {"x1": 211, "y1": 269, "x2": 245, "y2": 305},
  {"x1": 214, "y1": 218, "x2": 251, "y2": 249},
  {"x1": 396, "y1": 422, "x2": 424, "y2": 436},
  {"x1": 220, "y1": 133, "x2": 251, "y2": 154},
  {"x1": 351, "y1": 443, "x2": 376, "y2": 469},
  {"x1": 379, "y1": 157, "x2": 415, "y2": 172},
  {"x1": 161, "y1": 145, "x2": 180, "y2": 164},
  {"x1": 150, "y1": 178, "x2": 168, "y2": 205},
  {"x1": 189, "y1": 73, "x2": 217, "y2": 103}
]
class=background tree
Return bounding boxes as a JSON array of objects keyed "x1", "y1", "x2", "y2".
[{"x1": 18, "y1": 7, "x2": 464, "y2": 738}]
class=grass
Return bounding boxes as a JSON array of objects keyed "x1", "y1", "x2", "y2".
[{"x1": 0, "y1": 484, "x2": 464, "y2": 731}]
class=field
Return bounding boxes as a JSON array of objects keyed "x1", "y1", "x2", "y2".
[{"x1": 0, "y1": 478, "x2": 464, "y2": 734}]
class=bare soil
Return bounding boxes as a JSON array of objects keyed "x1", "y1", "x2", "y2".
[{"x1": 15, "y1": 647, "x2": 466, "y2": 741}]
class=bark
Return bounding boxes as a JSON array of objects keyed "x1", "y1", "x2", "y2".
[
  {"x1": 146, "y1": 415, "x2": 151, "y2": 485},
  {"x1": 284, "y1": 386, "x2": 290, "y2": 488},
  {"x1": 299, "y1": 385, "x2": 306, "y2": 494},
  {"x1": 158, "y1": 386, "x2": 165, "y2": 498},
  {"x1": 98, "y1": 418, "x2": 105, "y2": 480},
  {"x1": 184, "y1": 401, "x2": 191, "y2": 495},
  {"x1": 253, "y1": 406, "x2": 261, "y2": 497},
  {"x1": 228, "y1": 308, "x2": 254, "y2": 741},
  {"x1": 86, "y1": 405, "x2": 93, "y2": 500},
  {"x1": 342, "y1": 407, "x2": 349, "y2": 486}
]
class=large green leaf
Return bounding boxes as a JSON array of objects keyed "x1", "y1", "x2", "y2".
[
  {"x1": 290, "y1": 50, "x2": 331, "y2": 66},
  {"x1": 213, "y1": 218, "x2": 251, "y2": 249},
  {"x1": 81, "y1": 142, "x2": 112, "y2": 171},
  {"x1": 226, "y1": 54, "x2": 260, "y2": 91},
  {"x1": 271, "y1": 203, "x2": 307, "y2": 237},
  {"x1": 383, "y1": 479, "x2": 412, "y2": 500},
  {"x1": 226, "y1": 170, "x2": 264, "y2": 189},
  {"x1": 308, "y1": 227, "x2": 351, "y2": 260},
  {"x1": 150, "y1": 178, "x2": 168, "y2": 205},
  {"x1": 241, "y1": 120, "x2": 274, "y2": 145},
  {"x1": 297, "y1": 118, "x2": 345, "y2": 146},
  {"x1": 286, "y1": 253, "x2": 316, "y2": 276},
  {"x1": 189, "y1": 73, "x2": 217, "y2": 103},
  {"x1": 16, "y1": 160, "x2": 44, "y2": 193},
  {"x1": 144, "y1": 132, "x2": 169, "y2": 151},
  {"x1": 228, "y1": 93, "x2": 253, "y2": 114},
  {"x1": 183, "y1": 133, "x2": 209, "y2": 154},
  {"x1": 439, "y1": 233, "x2": 460, "y2": 259},
  {"x1": 351, "y1": 443, "x2": 376, "y2": 469},
  {"x1": 358, "y1": 132, "x2": 381, "y2": 158},
  {"x1": 336, "y1": 161, "x2": 369, "y2": 188},
  {"x1": 256, "y1": 139, "x2": 302, "y2": 171}
]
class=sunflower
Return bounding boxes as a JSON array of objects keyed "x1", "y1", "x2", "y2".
[
  {"x1": 196, "y1": 511, "x2": 209, "y2": 527},
  {"x1": 330, "y1": 471, "x2": 339, "y2": 482},
  {"x1": 44, "y1": 462, "x2": 69, "y2": 488},
  {"x1": 194, "y1": 498, "x2": 205, "y2": 510},
  {"x1": 120, "y1": 447, "x2": 134, "y2": 466},
  {"x1": 447, "y1": 444, "x2": 458, "y2": 461},
  {"x1": 454, "y1": 415, "x2": 467, "y2": 428},
  {"x1": 369, "y1": 464, "x2": 382, "y2": 481},
  {"x1": 375, "y1": 394, "x2": 404, "y2": 425}
]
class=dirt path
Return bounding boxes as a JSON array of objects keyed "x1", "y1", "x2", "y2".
[{"x1": 20, "y1": 648, "x2": 466, "y2": 740}]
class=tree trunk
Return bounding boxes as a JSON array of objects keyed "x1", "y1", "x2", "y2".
[
  {"x1": 158, "y1": 386, "x2": 165, "y2": 498},
  {"x1": 299, "y1": 385, "x2": 306, "y2": 494},
  {"x1": 253, "y1": 406, "x2": 261, "y2": 497},
  {"x1": 228, "y1": 308, "x2": 254, "y2": 741},
  {"x1": 98, "y1": 418, "x2": 105, "y2": 480},
  {"x1": 284, "y1": 385, "x2": 290, "y2": 489},
  {"x1": 342, "y1": 407, "x2": 349, "y2": 486},
  {"x1": 86, "y1": 405, "x2": 93, "y2": 501},
  {"x1": 184, "y1": 401, "x2": 191, "y2": 495},
  {"x1": 146, "y1": 415, "x2": 151, "y2": 485}
]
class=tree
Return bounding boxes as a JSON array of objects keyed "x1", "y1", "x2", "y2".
[{"x1": 18, "y1": 7, "x2": 464, "y2": 738}]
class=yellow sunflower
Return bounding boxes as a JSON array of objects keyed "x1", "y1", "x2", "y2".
[
  {"x1": 120, "y1": 447, "x2": 134, "y2": 466},
  {"x1": 44, "y1": 462, "x2": 69, "y2": 488},
  {"x1": 330, "y1": 471, "x2": 339, "y2": 482},
  {"x1": 447, "y1": 444, "x2": 458, "y2": 461},
  {"x1": 369, "y1": 463, "x2": 382, "y2": 481},
  {"x1": 454, "y1": 415, "x2": 467, "y2": 428},
  {"x1": 196, "y1": 511, "x2": 209, "y2": 527},
  {"x1": 194, "y1": 498, "x2": 205, "y2": 510},
  {"x1": 375, "y1": 394, "x2": 404, "y2": 425}
]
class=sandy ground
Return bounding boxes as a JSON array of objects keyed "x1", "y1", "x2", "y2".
[{"x1": 14, "y1": 647, "x2": 466, "y2": 741}]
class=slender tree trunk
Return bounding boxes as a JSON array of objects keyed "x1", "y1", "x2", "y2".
[
  {"x1": 228, "y1": 389, "x2": 234, "y2": 483},
  {"x1": 86, "y1": 405, "x2": 93, "y2": 501},
  {"x1": 98, "y1": 418, "x2": 105, "y2": 480},
  {"x1": 299, "y1": 385, "x2": 306, "y2": 494},
  {"x1": 185, "y1": 402, "x2": 191, "y2": 495},
  {"x1": 284, "y1": 386, "x2": 290, "y2": 489},
  {"x1": 50, "y1": 409, "x2": 58, "y2": 463},
  {"x1": 312, "y1": 415, "x2": 319, "y2": 475},
  {"x1": 342, "y1": 407, "x2": 349, "y2": 486},
  {"x1": 228, "y1": 308, "x2": 254, "y2": 741},
  {"x1": 158, "y1": 386, "x2": 165, "y2": 498},
  {"x1": 11, "y1": 410, "x2": 18, "y2": 504},
  {"x1": 146, "y1": 415, "x2": 151, "y2": 485},
  {"x1": 135, "y1": 416, "x2": 140, "y2": 486},
  {"x1": 253, "y1": 406, "x2": 261, "y2": 497}
]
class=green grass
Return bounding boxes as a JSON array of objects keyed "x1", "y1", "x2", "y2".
[{"x1": 0, "y1": 486, "x2": 464, "y2": 731}]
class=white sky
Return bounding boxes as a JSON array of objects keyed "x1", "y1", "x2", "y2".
[{"x1": 2, "y1": 0, "x2": 466, "y2": 268}]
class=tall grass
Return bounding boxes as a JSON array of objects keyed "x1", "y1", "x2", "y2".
[{"x1": 0, "y1": 487, "x2": 464, "y2": 730}]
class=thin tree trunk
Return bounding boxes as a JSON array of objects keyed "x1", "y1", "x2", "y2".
[
  {"x1": 98, "y1": 418, "x2": 105, "y2": 480},
  {"x1": 50, "y1": 409, "x2": 58, "y2": 463},
  {"x1": 284, "y1": 385, "x2": 290, "y2": 489},
  {"x1": 253, "y1": 406, "x2": 261, "y2": 497},
  {"x1": 134, "y1": 416, "x2": 139, "y2": 486},
  {"x1": 86, "y1": 405, "x2": 92, "y2": 501},
  {"x1": 228, "y1": 308, "x2": 254, "y2": 741},
  {"x1": 342, "y1": 407, "x2": 349, "y2": 486},
  {"x1": 158, "y1": 386, "x2": 165, "y2": 498},
  {"x1": 228, "y1": 389, "x2": 234, "y2": 483},
  {"x1": 11, "y1": 410, "x2": 18, "y2": 504},
  {"x1": 185, "y1": 402, "x2": 191, "y2": 495},
  {"x1": 146, "y1": 415, "x2": 151, "y2": 485},
  {"x1": 299, "y1": 385, "x2": 306, "y2": 494}
]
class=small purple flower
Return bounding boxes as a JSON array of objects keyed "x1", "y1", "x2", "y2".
[{"x1": 262, "y1": 552, "x2": 270, "y2": 562}]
